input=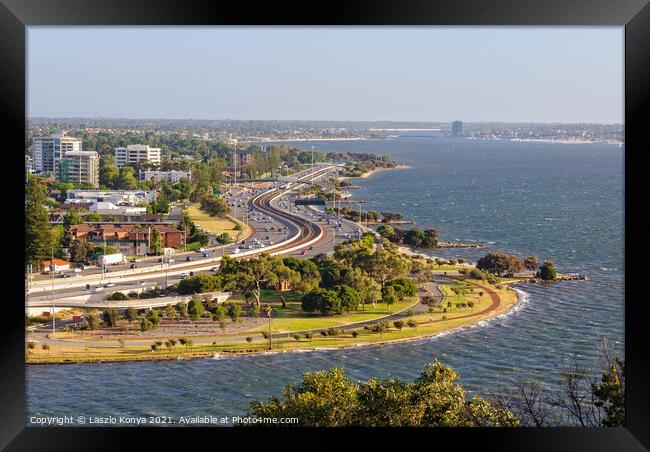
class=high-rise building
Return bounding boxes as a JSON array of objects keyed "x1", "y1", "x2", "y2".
[
  {"x1": 32, "y1": 132, "x2": 82, "y2": 173},
  {"x1": 58, "y1": 151, "x2": 100, "y2": 187},
  {"x1": 451, "y1": 121, "x2": 463, "y2": 137},
  {"x1": 114, "y1": 144, "x2": 161, "y2": 168}
]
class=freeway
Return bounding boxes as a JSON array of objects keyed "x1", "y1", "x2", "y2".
[{"x1": 27, "y1": 165, "x2": 357, "y2": 304}]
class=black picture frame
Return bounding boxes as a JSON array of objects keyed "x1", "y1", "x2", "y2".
[{"x1": 1, "y1": 0, "x2": 648, "y2": 449}]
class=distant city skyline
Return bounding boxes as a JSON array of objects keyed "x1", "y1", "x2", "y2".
[{"x1": 28, "y1": 27, "x2": 623, "y2": 124}]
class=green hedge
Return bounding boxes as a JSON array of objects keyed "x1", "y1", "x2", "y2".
[{"x1": 185, "y1": 241, "x2": 203, "y2": 252}]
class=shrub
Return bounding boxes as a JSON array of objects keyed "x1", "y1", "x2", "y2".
[
  {"x1": 246, "y1": 337, "x2": 253, "y2": 343},
  {"x1": 27, "y1": 341, "x2": 36, "y2": 349},
  {"x1": 108, "y1": 292, "x2": 130, "y2": 301},
  {"x1": 140, "y1": 318, "x2": 154, "y2": 332},
  {"x1": 351, "y1": 331, "x2": 359, "y2": 338},
  {"x1": 294, "y1": 334, "x2": 301, "y2": 341},
  {"x1": 407, "y1": 319, "x2": 417, "y2": 328},
  {"x1": 327, "y1": 327, "x2": 341, "y2": 337}
]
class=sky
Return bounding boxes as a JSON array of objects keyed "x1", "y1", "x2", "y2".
[{"x1": 27, "y1": 27, "x2": 624, "y2": 123}]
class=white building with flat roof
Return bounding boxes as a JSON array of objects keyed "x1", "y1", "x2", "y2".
[
  {"x1": 88, "y1": 202, "x2": 147, "y2": 216},
  {"x1": 139, "y1": 170, "x2": 192, "y2": 184},
  {"x1": 115, "y1": 144, "x2": 161, "y2": 168},
  {"x1": 32, "y1": 132, "x2": 82, "y2": 173},
  {"x1": 65, "y1": 189, "x2": 157, "y2": 206}
]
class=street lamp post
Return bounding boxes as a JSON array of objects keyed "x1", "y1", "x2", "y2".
[
  {"x1": 310, "y1": 146, "x2": 315, "y2": 187},
  {"x1": 50, "y1": 248, "x2": 55, "y2": 336},
  {"x1": 263, "y1": 304, "x2": 273, "y2": 350}
]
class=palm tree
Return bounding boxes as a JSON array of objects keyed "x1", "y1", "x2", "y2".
[{"x1": 263, "y1": 304, "x2": 273, "y2": 350}]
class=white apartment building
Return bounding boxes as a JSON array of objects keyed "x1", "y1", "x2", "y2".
[
  {"x1": 114, "y1": 144, "x2": 161, "y2": 168},
  {"x1": 139, "y1": 170, "x2": 192, "y2": 184},
  {"x1": 58, "y1": 151, "x2": 99, "y2": 187},
  {"x1": 32, "y1": 132, "x2": 82, "y2": 173},
  {"x1": 65, "y1": 189, "x2": 157, "y2": 206}
]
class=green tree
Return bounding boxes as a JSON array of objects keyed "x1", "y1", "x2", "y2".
[
  {"x1": 381, "y1": 285, "x2": 398, "y2": 310},
  {"x1": 524, "y1": 256, "x2": 540, "y2": 271},
  {"x1": 150, "y1": 227, "x2": 162, "y2": 256},
  {"x1": 101, "y1": 308, "x2": 118, "y2": 327},
  {"x1": 86, "y1": 310, "x2": 101, "y2": 330},
  {"x1": 63, "y1": 209, "x2": 83, "y2": 227},
  {"x1": 538, "y1": 261, "x2": 558, "y2": 281},
  {"x1": 245, "y1": 360, "x2": 518, "y2": 427},
  {"x1": 25, "y1": 176, "x2": 54, "y2": 266},
  {"x1": 363, "y1": 250, "x2": 410, "y2": 287},
  {"x1": 140, "y1": 318, "x2": 154, "y2": 332},
  {"x1": 125, "y1": 306, "x2": 136, "y2": 323},
  {"x1": 302, "y1": 288, "x2": 342, "y2": 316},
  {"x1": 116, "y1": 166, "x2": 139, "y2": 190},
  {"x1": 99, "y1": 155, "x2": 119, "y2": 188},
  {"x1": 476, "y1": 252, "x2": 524, "y2": 276},
  {"x1": 69, "y1": 239, "x2": 94, "y2": 263},
  {"x1": 86, "y1": 212, "x2": 102, "y2": 222},
  {"x1": 332, "y1": 285, "x2": 361, "y2": 312},
  {"x1": 188, "y1": 296, "x2": 205, "y2": 320}
]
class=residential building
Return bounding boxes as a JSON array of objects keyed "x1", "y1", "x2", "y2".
[
  {"x1": 139, "y1": 169, "x2": 192, "y2": 184},
  {"x1": 88, "y1": 202, "x2": 147, "y2": 216},
  {"x1": 232, "y1": 149, "x2": 253, "y2": 166},
  {"x1": 57, "y1": 151, "x2": 100, "y2": 187},
  {"x1": 114, "y1": 144, "x2": 161, "y2": 168},
  {"x1": 65, "y1": 189, "x2": 157, "y2": 206},
  {"x1": 67, "y1": 223, "x2": 185, "y2": 256},
  {"x1": 32, "y1": 132, "x2": 82, "y2": 173},
  {"x1": 451, "y1": 121, "x2": 463, "y2": 137}
]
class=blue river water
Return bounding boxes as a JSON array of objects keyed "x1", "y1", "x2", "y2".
[{"x1": 26, "y1": 136, "x2": 624, "y2": 425}]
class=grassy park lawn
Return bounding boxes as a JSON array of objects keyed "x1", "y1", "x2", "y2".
[
  {"x1": 26, "y1": 280, "x2": 518, "y2": 364},
  {"x1": 259, "y1": 297, "x2": 419, "y2": 333},
  {"x1": 186, "y1": 203, "x2": 251, "y2": 239}
]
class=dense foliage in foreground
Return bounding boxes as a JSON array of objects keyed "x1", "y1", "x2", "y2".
[
  {"x1": 245, "y1": 344, "x2": 625, "y2": 427},
  {"x1": 246, "y1": 361, "x2": 519, "y2": 427}
]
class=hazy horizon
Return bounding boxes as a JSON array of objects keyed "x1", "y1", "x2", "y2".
[
  {"x1": 28, "y1": 27, "x2": 624, "y2": 124},
  {"x1": 27, "y1": 116, "x2": 623, "y2": 126}
]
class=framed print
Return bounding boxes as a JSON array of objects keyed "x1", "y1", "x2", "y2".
[{"x1": 1, "y1": 0, "x2": 648, "y2": 449}]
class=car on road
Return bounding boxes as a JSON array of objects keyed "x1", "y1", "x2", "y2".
[
  {"x1": 301, "y1": 250, "x2": 308, "y2": 255},
  {"x1": 158, "y1": 293, "x2": 167, "y2": 298},
  {"x1": 104, "y1": 283, "x2": 115, "y2": 287},
  {"x1": 91, "y1": 287, "x2": 104, "y2": 293},
  {"x1": 210, "y1": 267, "x2": 218, "y2": 272},
  {"x1": 309, "y1": 246, "x2": 314, "y2": 250},
  {"x1": 130, "y1": 264, "x2": 138, "y2": 269},
  {"x1": 179, "y1": 273, "x2": 190, "y2": 279},
  {"x1": 186, "y1": 256, "x2": 193, "y2": 261}
]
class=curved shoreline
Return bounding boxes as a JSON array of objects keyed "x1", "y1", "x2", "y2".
[{"x1": 26, "y1": 278, "x2": 520, "y2": 365}]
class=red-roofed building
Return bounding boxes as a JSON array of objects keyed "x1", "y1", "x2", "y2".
[
  {"x1": 67, "y1": 223, "x2": 185, "y2": 256},
  {"x1": 41, "y1": 259, "x2": 71, "y2": 272}
]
